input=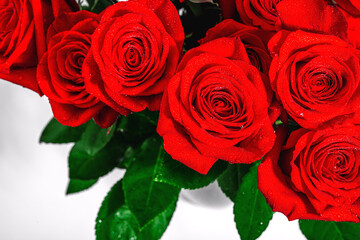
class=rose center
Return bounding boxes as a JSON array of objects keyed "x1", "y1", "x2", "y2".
[
  {"x1": 64, "y1": 50, "x2": 87, "y2": 85},
  {"x1": 193, "y1": 79, "x2": 251, "y2": 132},
  {"x1": 210, "y1": 90, "x2": 237, "y2": 118},
  {"x1": 77, "y1": 55, "x2": 84, "y2": 66},
  {"x1": 125, "y1": 45, "x2": 141, "y2": 68},
  {"x1": 333, "y1": 155, "x2": 346, "y2": 171},
  {"x1": 54, "y1": 33, "x2": 92, "y2": 86},
  {"x1": 301, "y1": 68, "x2": 339, "y2": 102},
  {"x1": 321, "y1": 150, "x2": 354, "y2": 180}
]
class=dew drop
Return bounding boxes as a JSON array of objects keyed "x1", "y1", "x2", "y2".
[{"x1": 178, "y1": 8, "x2": 187, "y2": 16}]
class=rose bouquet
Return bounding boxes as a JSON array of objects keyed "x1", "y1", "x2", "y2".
[{"x1": 2, "y1": 0, "x2": 360, "y2": 239}]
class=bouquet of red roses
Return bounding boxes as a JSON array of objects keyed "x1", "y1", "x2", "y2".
[{"x1": 2, "y1": 0, "x2": 360, "y2": 239}]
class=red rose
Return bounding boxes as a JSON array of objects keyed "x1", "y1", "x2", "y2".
[
  {"x1": 0, "y1": 0, "x2": 78, "y2": 94},
  {"x1": 200, "y1": 19, "x2": 281, "y2": 123},
  {"x1": 37, "y1": 11, "x2": 119, "y2": 128},
  {"x1": 336, "y1": 0, "x2": 360, "y2": 17},
  {"x1": 235, "y1": 0, "x2": 281, "y2": 31},
  {"x1": 83, "y1": 0, "x2": 184, "y2": 114},
  {"x1": 157, "y1": 37, "x2": 275, "y2": 174},
  {"x1": 276, "y1": 0, "x2": 348, "y2": 39},
  {"x1": 269, "y1": 30, "x2": 360, "y2": 129},
  {"x1": 259, "y1": 125, "x2": 360, "y2": 222}
]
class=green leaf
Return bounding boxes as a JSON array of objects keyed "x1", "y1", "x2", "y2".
[
  {"x1": 299, "y1": 220, "x2": 360, "y2": 240},
  {"x1": 40, "y1": 118, "x2": 87, "y2": 143},
  {"x1": 80, "y1": 120, "x2": 115, "y2": 156},
  {"x1": 186, "y1": 1, "x2": 204, "y2": 17},
  {"x1": 69, "y1": 133, "x2": 125, "y2": 180},
  {"x1": 66, "y1": 178, "x2": 98, "y2": 195},
  {"x1": 138, "y1": 201, "x2": 176, "y2": 240},
  {"x1": 123, "y1": 138, "x2": 180, "y2": 228},
  {"x1": 117, "y1": 146, "x2": 136, "y2": 169},
  {"x1": 217, "y1": 163, "x2": 251, "y2": 201},
  {"x1": 154, "y1": 148, "x2": 227, "y2": 189},
  {"x1": 234, "y1": 163, "x2": 273, "y2": 240},
  {"x1": 114, "y1": 110, "x2": 159, "y2": 169},
  {"x1": 96, "y1": 180, "x2": 138, "y2": 240},
  {"x1": 96, "y1": 180, "x2": 176, "y2": 240},
  {"x1": 132, "y1": 109, "x2": 159, "y2": 126}
]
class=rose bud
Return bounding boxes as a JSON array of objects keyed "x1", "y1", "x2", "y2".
[
  {"x1": 0, "y1": 0, "x2": 78, "y2": 94},
  {"x1": 157, "y1": 37, "x2": 275, "y2": 174},
  {"x1": 37, "y1": 11, "x2": 122, "y2": 128},
  {"x1": 269, "y1": 30, "x2": 360, "y2": 129},
  {"x1": 259, "y1": 125, "x2": 360, "y2": 222},
  {"x1": 83, "y1": 0, "x2": 184, "y2": 114}
]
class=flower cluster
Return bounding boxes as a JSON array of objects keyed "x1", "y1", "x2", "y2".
[{"x1": 2, "y1": 0, "x2": 360, "y2": 228}]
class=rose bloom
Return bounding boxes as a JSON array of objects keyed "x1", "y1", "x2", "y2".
[
  {"x1": 157, "y1": 37, "x2": 275, "y2": 174},
  {"x1": 37, "y1": 11, "x2": 120, "y2": 128},
  {"x1": 235, "y1": 0, "x2": 281, "y2": 31},
  {"x1": 269, "y1": 30, "x2": 360, "y2": 129},
  {"x1": 83, "y1": 0, "x2": 184, "y2": 114},
  {"x1": 200, "y1": 19, "x2": 281, "y2": 123},
  {"x1": 258, "y1": 125, "x2": 360, "y2": 222},
  {"x1": 0, "y1": 0, "x2": 78, "y2": 93}
]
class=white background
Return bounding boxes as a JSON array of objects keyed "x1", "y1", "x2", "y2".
[{"x1": 0, "y1": 80, "x2": 306, "y2": 240}]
